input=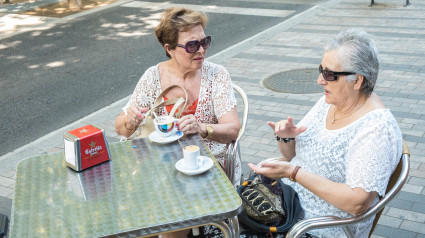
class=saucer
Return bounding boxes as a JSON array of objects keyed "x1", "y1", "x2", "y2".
[
  {"x1": 175, "y1": 156, "x2": 214, "y2": 176},
  {"x1": 149, "y1": 131, "x2": 183, "y2": 144}
]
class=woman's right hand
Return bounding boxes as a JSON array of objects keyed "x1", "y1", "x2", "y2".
[
  {"x1": 125, "y1": 105, "x2": 149, "y2": 129},
  {"x1": 248, "y1": 161, "x2": 295, "y2": 180},
  {"x1": 267, "y1": 116, "x2": 307, "y2": 138}
]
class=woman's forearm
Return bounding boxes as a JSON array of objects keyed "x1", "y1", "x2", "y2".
[
  {"x1": 277, "y1": 141, "x2": 296, "y2": 160},
  {"x1": 205, "y1": 122, "x2": 239, "y2": 144},
  {"x1": 295, "y1": 169, "x2": 377, "y2": 215},
  {"x1": 115, "y1": 113, "x2": 137, "y2": 138},
  {"x1": 209, "y1": 108, "x2": 241, "y2": 144}
]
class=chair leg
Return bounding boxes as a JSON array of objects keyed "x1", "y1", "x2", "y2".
[
  {"x1": 0, "y1": 214, "x2": 8, "y2": 238},
  {"x1": 342, "y1": 225, "x2": 355, "y2": 238},
  {"x1": 404, "y1": 0, "x2": 410, "y2": 6}
]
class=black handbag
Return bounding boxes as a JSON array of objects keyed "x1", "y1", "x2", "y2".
[{"x1": 237, "y1": 173, "x2": 304, "y2": 234}]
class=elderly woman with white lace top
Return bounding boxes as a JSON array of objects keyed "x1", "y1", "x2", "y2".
[
  {"x1": 115, "y1": 7, "x2": 241, "y2": 186},
  {"x1": 249, "y1": 29, "x2": 402, "y2": 238}
]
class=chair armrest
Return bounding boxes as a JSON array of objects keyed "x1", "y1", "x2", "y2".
[
  {"x1": 286, "y1": 154, "x2": 410, "y2": 238},
  {"x1": 286, "y1": 216, "x2": 355, "y2": 238},
  {"x1": 225, "y1": 140, "x2": 237, "y2": 183}
]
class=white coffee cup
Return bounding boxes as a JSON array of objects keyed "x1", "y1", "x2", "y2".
[
  {"x1": 183, "y1": 145, "x2": 200, "y2": 170},
  {"x1": 153, "y1": 116, "x2": 178, "y2": 137}
]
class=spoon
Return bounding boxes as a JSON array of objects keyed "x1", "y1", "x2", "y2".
[
  {"x1": 178, "y1": 140, "x2": 185, "y2": 150},
  {"x1": 153, "y1": 111, "x2": 161, "y2": 122}
]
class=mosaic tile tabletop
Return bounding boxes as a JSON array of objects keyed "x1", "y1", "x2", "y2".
[{"x1": 9, "y1": 134, "x2": 242, "y2": 237}]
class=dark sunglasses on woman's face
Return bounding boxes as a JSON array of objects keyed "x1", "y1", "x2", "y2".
[
  {"x1": 177, "y1": 36, "x2": 211, "y2": 53},
  {"x1": 319, "y1": 64, "x2": 356, "y2": 81}
]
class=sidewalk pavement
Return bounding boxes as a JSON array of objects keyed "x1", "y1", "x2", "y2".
[{"x1": 1, "y1": 0, "x2": 425, "y2": 237}]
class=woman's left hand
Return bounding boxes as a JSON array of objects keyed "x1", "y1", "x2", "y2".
[{"x1": 177, "y1": 114, "x2": 200, "y2": 135}]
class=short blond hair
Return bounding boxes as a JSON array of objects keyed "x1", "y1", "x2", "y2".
[{"x1": 155, "y1": 7, "x2": 208, "y2": 58}]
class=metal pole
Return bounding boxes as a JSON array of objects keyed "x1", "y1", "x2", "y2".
[{"x1": 404, "y1": 0, "x2": 411, "y2": 6}]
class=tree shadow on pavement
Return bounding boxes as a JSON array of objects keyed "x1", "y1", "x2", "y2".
[{"x1": 23, "y1": 0, "x2": 118, "y2": 18}]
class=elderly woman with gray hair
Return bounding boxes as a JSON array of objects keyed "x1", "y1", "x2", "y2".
[{"x1": 248, "y1": 29, "x2": 402, "y2": 238}]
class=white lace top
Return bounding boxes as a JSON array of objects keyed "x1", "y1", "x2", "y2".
[
  {"x1": 123, "y1": 61, "x2": 241, "y2": 184},
  {"x1": 283, "y1": 96, "x2": 402, "y2": 238}
]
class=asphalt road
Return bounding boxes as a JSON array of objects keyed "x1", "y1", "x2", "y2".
[{"x1": 0, "y1": 0, "x2": 313, "y2": 156}]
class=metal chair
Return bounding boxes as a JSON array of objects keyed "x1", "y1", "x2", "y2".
[
  {"x1": 286, "y1": 140, "x2": 410, "y2": 238},
  {"x1": 224, "y1": 83, "x2": 249, "y2": 185}
]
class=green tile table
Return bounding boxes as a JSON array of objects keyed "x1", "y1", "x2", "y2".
[{"x1": 9, "y1": 134, "x2": 242, "y2": 237}]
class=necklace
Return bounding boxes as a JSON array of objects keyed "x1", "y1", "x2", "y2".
[{"x1": 331, "y1": 100, "x2": 366, "y2": 124}]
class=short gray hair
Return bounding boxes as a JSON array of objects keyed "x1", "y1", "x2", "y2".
[{"x1": 325, "y1": 29, "x2": 379, "y2": 96}]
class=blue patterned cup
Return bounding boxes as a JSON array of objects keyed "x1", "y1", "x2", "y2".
[{"x1": 153, "y1": 116, "x2": 178, "y2": 137}]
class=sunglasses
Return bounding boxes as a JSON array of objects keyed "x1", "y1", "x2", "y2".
[
  {"x1": 176, "y1": 36, "x2": 211, "y2": 53},
  {"x1": 319, "y1": 64, "x2": 356, "y2": 81}
]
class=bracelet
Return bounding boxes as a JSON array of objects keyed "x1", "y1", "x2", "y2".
[
  {"x1": 275, "y1": 135, "x2": 295, "y2": 143},
  {"x1": 123, "y1": 116, "x2": 135, "y2": 131},
  {"x1": 290, "y1": 166, "x2": 301, "y2": 182}
]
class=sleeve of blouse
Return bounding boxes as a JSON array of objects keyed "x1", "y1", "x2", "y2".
[
  {"x1": 346, "y1": 115, "x2": 402, "y2": 196},
  {"x1": 211, "y1": 65, "x2": 237, "y2": 119},
  {"x1": 122, "y1": 66, "x2": 158, "y2": 113}
]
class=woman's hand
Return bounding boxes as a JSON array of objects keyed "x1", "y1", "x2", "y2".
[
  {"x1": 268, "y1": 116, "x2": 307, "y2": 138},
  {"x1": 115, "y1": 105, "x2": 148, "y2": 138},
  {"x1": 177, "y1": 114, "x2": 200, "y2": 135},
  {"x1": 126, "y1": 105, "x2": 149, "y2": 128},
  {"x1": 248, "y1": 161, "x2": 295, "y2": 180}
]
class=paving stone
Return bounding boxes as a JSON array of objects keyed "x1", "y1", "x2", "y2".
[
  {"x1": 373, "y1": 224, "x2": 417, "y2": 238},
  {"x1": 397, "y1": 191, "x2": 425, "y2": 204},
  {"x1": 409, "y1": 169, "x2": 425, "y2": 179},
  {"x1": 402, "y1": 183, "x2": 424, "y2": 194},
  {"x1": 400, "y1": 220, "x2": 425, "y2": 234},
  {"x1": 0, "y1": 187, "x2": 13, "y2": 198},
  {"x1": 2, "y1": 170, "x2": 16, "y2": 179},
  {"x1": 370, "y1": 235, "x2": 386, "y2": 238},
  {"x1": 409, "y1": 161, "x2": 421, "y2": 170},
  {"x1": 377, "y1": 214, "x2": 403, "y2": 228},
  {"x1": 408, "y1": 177, "x2": 425, "y2": 187},
  {"x1": 0, "y1": 176, "x2": 14, "y2": 187},
  {"x1": 239, "y1": 147, "x2": 259, "y2": 157},
  {"x1": 416, "y1": 234, "x2": 425, "y2": 238},
  {"x1": 412, "y1": 202, "x2": 425, "y2": 214},
  {"x1": 386, "y1": 207, "x2": 425, "y2": 223},
  {"x1": 388, "y1": 198, "x2": 414, "y2": 211},
  {"x1": 255, "y1": 150, "x2": 281, "y2": 160}
]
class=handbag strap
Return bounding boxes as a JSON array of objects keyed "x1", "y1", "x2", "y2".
[
  {"x1": 169, "y1": 97, "x2": 185, "y2": 118},
  {"x1": 148, "y1": 84, "x2": 188, "y2": 118}
]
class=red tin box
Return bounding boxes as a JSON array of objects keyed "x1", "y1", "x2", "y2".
[{"x1": 64, "y1": 124, "x2": 111, "y2": 171}]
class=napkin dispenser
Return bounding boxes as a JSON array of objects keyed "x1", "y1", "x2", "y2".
[{"x1": 64, "y1": 124, "x2": 111, "y2": 171}]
